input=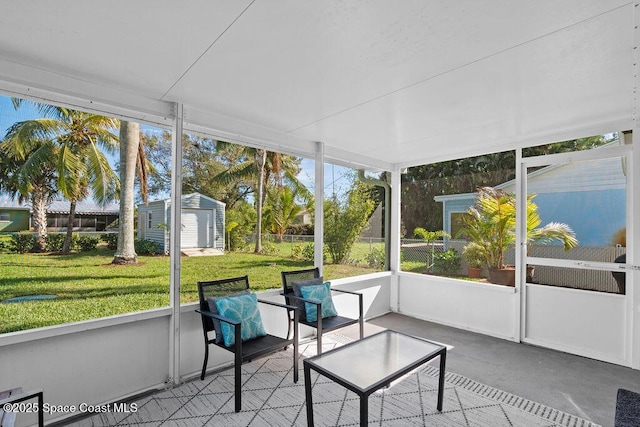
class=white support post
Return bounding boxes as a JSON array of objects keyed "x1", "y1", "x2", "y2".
[
  {"x1": 389, "y1": 169, "x2": 402, "y2": 312},
  {"x1": 630, "y1": 1, "x2": 640, "y2": 369},
  {"x1": 629, "y1": 123, "x2": 638, "y2": 370},
  {"x1": 169, "y1": 103, "x2": 184, "y2": 385},
  {"x1": 515, "y1": 148, "x2": 525, "y2": 343},
  {"x1": 314, "y1": 141, "x2": 324, "y2": 276}
]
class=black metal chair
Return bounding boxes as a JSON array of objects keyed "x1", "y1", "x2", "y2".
[
  {"x1": 196, "y1": 275, "x2": 298, "y2": 412},
  {"x1": 281, "y1": 267, "x2": 363, "y2": 355}
]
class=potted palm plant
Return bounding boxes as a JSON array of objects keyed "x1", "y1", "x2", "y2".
[{"x1": 459, "y1": 187, "x2": 578, "y2": 286}]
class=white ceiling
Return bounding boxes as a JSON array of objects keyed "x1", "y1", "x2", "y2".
[{"x1": 0, "y1": 1, "x2": 634, "y2": 170}]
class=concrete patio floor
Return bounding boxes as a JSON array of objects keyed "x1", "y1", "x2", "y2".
[{"x1": 358, "y1": 313, "x2": 640, "y2": 427}]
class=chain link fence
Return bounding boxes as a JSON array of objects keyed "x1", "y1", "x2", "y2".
[
  {"x1": 239, "y1": 234, "x2": 626, "y2": 293},
  {"x1": 244, "y1": 234, "x2": 386, "y2": 269}
]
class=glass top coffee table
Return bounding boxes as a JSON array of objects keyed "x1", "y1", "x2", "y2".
[{"x1": 303, "y1": 329, "x2": 446, "y2": 426}]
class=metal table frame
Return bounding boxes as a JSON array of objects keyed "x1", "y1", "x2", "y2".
[{"x1": 303, "y1": 330, "x2": 446, "y2": 426}]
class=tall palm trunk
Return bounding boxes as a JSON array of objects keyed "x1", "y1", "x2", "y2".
[
  {"x1": 113, "y1": 121, "x2": 139, "y2": 264},
  {"x1": 254, "y1": 149, "x2": 267, "y2": 253},
  {"x1": 61, "y1": 199, "x2": 77, "y2": 254},
  {"x1": 31, "y1": 186, "x2": 48, "y2": 252}
]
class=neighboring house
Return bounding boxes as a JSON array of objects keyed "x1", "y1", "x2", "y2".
[
  {"x1": 434, "y1": 153, "x2": 627, "y2": 247},
  {"x1": 0, "y1": 196, "x2": 30, "y2": 232},
  {"x1": 138, "y1": 193, "x2": 225, "y2": 254},
  {"x1": 293, "y1": 209, "x2": 312, "y2": 225},
  {"x1": 0, "y1": 196, "x2": 119, "y2": 232},
  {"x1": 46, "y1": 200, "x2": 119, "y2": 232}
]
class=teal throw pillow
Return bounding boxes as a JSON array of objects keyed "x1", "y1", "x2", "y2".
[
  {"x1": 207, "y1": 290, "x2": 249, "y2": 344},
  {"x1": 291, "y1": 276, "x2": 324, "y2": 321},
  {"x1": 299, "y1": 282, "x2": 338, "y2": 322},
  {"x1": 214, "y1": 293, "x2": 266, "y2": 347}
]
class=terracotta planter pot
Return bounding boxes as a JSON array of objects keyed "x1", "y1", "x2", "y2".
[
  {"x1": 467, "y1": 267, "x2": 482, "y2": 278},
  {"x1": 487, "y1": 266, "x2": 535, "y2": 286},
  {"x1": 488, "y1": 267, "x2": 515, "y2": 286}
]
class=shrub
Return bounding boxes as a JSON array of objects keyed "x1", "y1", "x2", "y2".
[
  {"x1": 45, "y1": 233, "x2": 66, "y2": 252},
  {"x1": 10, "y1": 232, "x2": 36, "y2": 253},
  {"x1": 292, "y1": 242, "x2": 313, "y2": 261},
  {"x1": 324, "y1": 182, "x2": 375, "y2": 264},
  {"x1": 302, "y1": 243, "x2": 316, "y2": 260},
  {"x1": 413, "y1": 227, "x2": 449, "y2": 242},
  {"x1": 134, "y1": 239, "x2": 159, "y2": 255},
  {"x1": 292, "y1": 242, "x2": 327, "y2": 262},
  {"x1": 462, "y1": 242, "x2": 485, "y2": 268},
  {"x1": 225, "y1": 202, "x2": 257, "y2": 251},
  {"x1": 432, "y1": 248, "x2": 461, "y2": 276},
  {"x1": 101, "y1": 233, "x2": 118, "y2": 250},
  {"x1": 413, "y1": 227, "x2": 429, "y2": 240},
  {"x1": 260, "y1": 241, "x2": 279, "y2": 255},
  {"x1": 48, "y1": 233, "x2": 80, "y2": 252},
  {"x1": 77, "y1": 235, "x2": 100, "y2": 251},
  {"x1": 291, "y1": 244, "x2": 304, "y2": 259},
  {"x1": 0, "y1": 235, "x2": 12, "y2": 252},
  {"x1": 285, "y1": 223, "x2": 314, "y2": 235},
  {"x1": 366, "y1": 247, "x2": 385, "y2": 269}
]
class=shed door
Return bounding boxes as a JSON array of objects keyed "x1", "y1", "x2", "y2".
[{"x1": 181, "y1": 209, "x2": 213, "y2": 248}]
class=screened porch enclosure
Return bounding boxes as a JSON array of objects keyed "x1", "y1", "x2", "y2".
[{"x1": 0, "y1": 1, "x2": 639, "y2": 426}]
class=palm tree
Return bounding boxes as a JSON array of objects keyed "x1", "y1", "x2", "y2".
[
  {"x1": 254, "y1": 149, "x2": 267, "y2": 252},
  {"x1": 0, "y1": 140, "x2": 58, "y2": 251},
  {"x1": 211, "y1": 142, "x2": 309, "y2": 253},
  {"x1": 264, "y1": 186, "x2": 304, "y2": 242},
  {"x1": 112, "y1": 121, "x2": 139, "y2": 264},
  {"x1": 459, "y1": 187, "x2": 578, "y2": 273},
  {"x1": 7, "y1": 100, "x2": 120, "y2": 253}
]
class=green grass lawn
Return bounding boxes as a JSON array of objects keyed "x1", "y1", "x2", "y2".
[{"x1": 0, "y1": 248, "x2": 377, "y2": 333}]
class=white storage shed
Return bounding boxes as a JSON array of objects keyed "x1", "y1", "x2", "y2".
[{"x1": 137, "y1": 193, "x2": 225, "y2": 254}]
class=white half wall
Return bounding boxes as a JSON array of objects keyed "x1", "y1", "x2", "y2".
[
  {"x1": 0, "y1": 309, "x2": 171, "y2": 426},
  {"x1": 329, "y1": 272, "x2": 392, "y2": 321},
  {"x1": 396, "y1": 272, "x2": 518, "y2": 341}
]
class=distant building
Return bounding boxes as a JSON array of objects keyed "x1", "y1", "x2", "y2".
[
  {"x1": 0, "y1": 196, "x2": 30, "y2": 232},
  {"x1": 0, "y1": 196, "x2": 119, "y2": 233},
  {"x1": 138, "y1": 193, "x2": 225, "y2": 254},
  {"x1": 45, "y1": 200, "x2": 119, "y2": 232},
  {"x1": 435, "y1": 154, "x2": 626, "y2": 247},
  {"x1": 293, "y1": 209, "x2": 312, "y2": 225}
]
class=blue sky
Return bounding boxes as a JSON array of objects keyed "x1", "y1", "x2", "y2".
[
  {"x1": 299, "y1": 158, "x2": 353, "y2": 199},
  {"x1": 0, "y1": 94, "x2": 354, "y2": 200}
]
